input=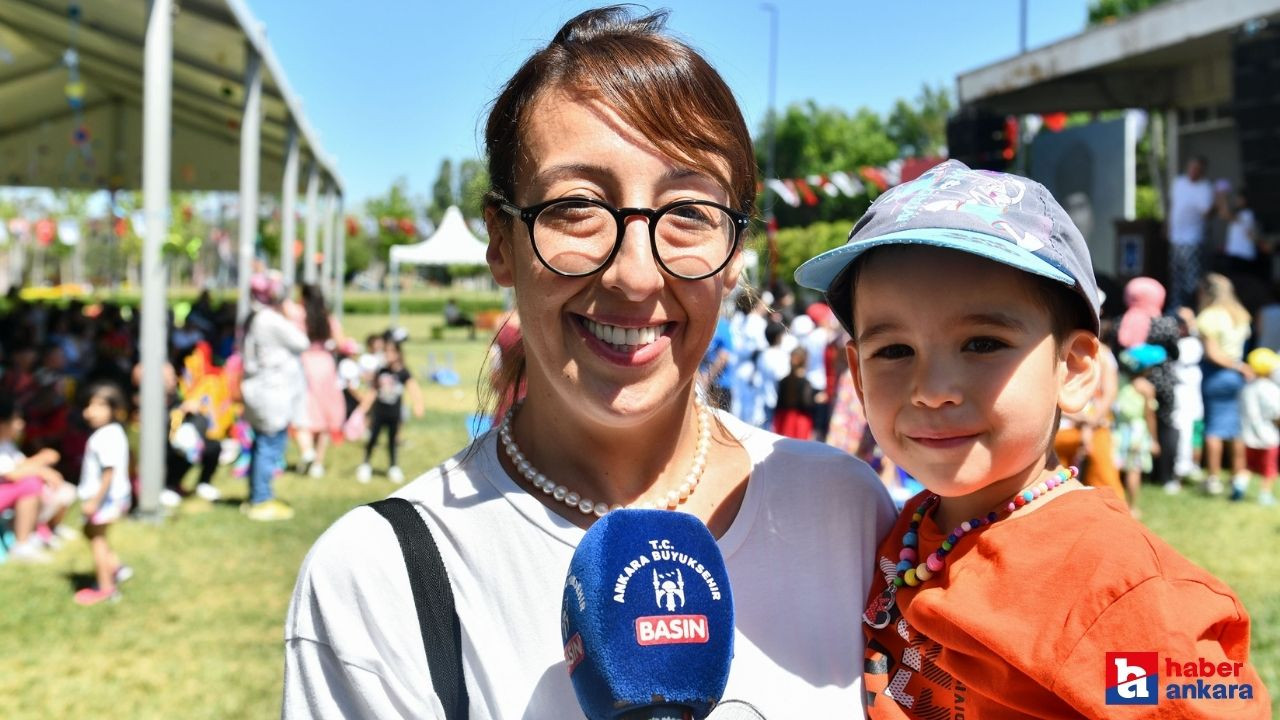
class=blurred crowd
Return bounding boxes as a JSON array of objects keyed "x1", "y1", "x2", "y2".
[{"x1": 0, "y1": 278, "x2": 427, "y2": 604}]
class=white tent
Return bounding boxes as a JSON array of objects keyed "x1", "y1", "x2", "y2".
[{"x1": 388, "y1": 205, "x2": 489, "y2": 324}]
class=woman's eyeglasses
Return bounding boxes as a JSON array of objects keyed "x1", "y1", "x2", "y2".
[{"x1": 496, "y1": 196, "x2": 749, "y2": 280}]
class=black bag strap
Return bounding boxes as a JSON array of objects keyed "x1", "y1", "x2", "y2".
[{"x1": 368, "y1": 498, "x2": 469, "y2": 720}]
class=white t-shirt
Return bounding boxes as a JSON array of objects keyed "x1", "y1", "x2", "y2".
[
  {"x1": 0, "y1": 439, "x2": 25, "y2": 476},
  {"x1": 1224, "y1": 208, "x2": 1258, "y2": 260},
  {"x1": 1169, "y1": 175, "x2": 1214, "y2": 246},
  {"x1": 284, "y1": 412, "x2": 896, "y2": 719},
  {"x1": 78, "y1": 423, "x2": 133, "y2": 505},
  {"x1": 1239, "y1": 377, "x2": 1280, "y2": 450},
  {"x1": 1174, "y1": 335, "x2": 1204, "y2": 421}
]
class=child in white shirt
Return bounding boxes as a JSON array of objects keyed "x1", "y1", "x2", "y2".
[
  {"x1": 75, "y1": 384, "x2": 134, "y2": 606},
  {"x1": 1239, "y1": 348, "x2": 1280, "y2": 505}
]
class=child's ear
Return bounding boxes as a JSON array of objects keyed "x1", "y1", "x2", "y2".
[
  {"x1": 484, "y1": 205, "x2": 516, "y2": 288},
  {"x1": 845, "y1": 339, "x2": 867, "y2": 408},
  {"x1": 1058, "y1": 330, "x2": 1100, "y2": 414}
]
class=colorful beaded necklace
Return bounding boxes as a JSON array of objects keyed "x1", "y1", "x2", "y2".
[{"x1": 863, "y1": 466, "x2": 1079, "y2": 629}]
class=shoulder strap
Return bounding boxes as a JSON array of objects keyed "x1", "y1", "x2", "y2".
[{"x1": 368, "y1": 498, "x2": 469, "y2": 719}]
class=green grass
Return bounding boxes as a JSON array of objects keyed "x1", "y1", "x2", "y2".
[{"x1": 1, "y1": 320, "x2": 1276, "y2": 717}]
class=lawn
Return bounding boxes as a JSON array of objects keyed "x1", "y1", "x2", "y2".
[{"x1": 1, "y1": 314, "x2": 1276, "y2": 717}]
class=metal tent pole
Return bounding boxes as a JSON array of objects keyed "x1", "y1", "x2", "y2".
[
  {"x1": 138, "y1": 0, "x2": 174, "y2": 519},
  {"x1": 235, "y1": 43, "x2": 263, "y2": 327},
  {"x1": 302, "y1": 162, "x2": 319, "y2": 285},
  {"x1": 280, "y1": 122, "x2": 300, "y2": 289}
]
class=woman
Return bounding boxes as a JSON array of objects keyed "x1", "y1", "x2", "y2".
[
  {"x1": 1194, "y1": 273, "x2": 1253, "y2": 498},
  {"x1": 294, "y1": 284, "x2": 347, "y2": 478},
  {"x1": 239, "y1": 271, "x2": 307, "y2": 521},
  {"x1": 283, "y1": 7, "x2": 893, "y2": 717}
]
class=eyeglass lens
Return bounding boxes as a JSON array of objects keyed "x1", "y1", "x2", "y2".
[{"x1": 533, "y1": 200, "x2": 735, "y2": 278}]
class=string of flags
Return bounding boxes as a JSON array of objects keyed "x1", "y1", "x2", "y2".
[{"x1": 762, "y1": 156, "x2": 944, "y2": 208}]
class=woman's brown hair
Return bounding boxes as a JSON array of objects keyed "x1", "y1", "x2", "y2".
[{"x1": 480, "y1": 5, "x2": 756, "y2": 421}]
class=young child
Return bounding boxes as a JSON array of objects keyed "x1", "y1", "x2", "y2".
[
  {"x1": 795, "y1": 160, "x2": 1267, "y2": 717},
  {"x1": 772, "y1": 346, "x2": 817, "y2": 440},
  {"x1": 1239, "y1": 347, "x2": 1280, "y2": 506},
  {"x1": 0, "y1": 399, "x2": 71, "y2": 562},
  {"x1": 355, "y1": 340, "x2": 423, "y2": 484},
  {"x1": 76, "y1": 383, "x2": 134, "y2": 606},
  {"x1": 1171, "y1": 307, "x2": 1206, "y2": 491},
  {"x1": 1113, "y1": 344, "x2": 1164, "y2": 518}
]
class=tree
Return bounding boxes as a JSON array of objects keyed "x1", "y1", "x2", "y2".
[
  {"x1": 756, "y1": 100, "x2": 897, "y2": 228},
  {"x1": 457, "y1": 158, "x2": 489, "y2": 224},
  {"x1": 427, "y1": 159, "x2": 455, "y2": 225},
  {"x1": 359, "y1": 177, "x2": 420, "y2": 274},
  {"x1": 886, "y1": 83, "x2": 952, "y2": 158},
  {"x1": 1087, "y1": 0, "x2": 1170, "y2": 25}
]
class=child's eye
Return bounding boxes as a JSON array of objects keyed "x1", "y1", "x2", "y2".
[
  {"x1": 871, "y1": 344, "x2": 913, "y2": 360},
  {"x1": 963, "y1": 337, "x2": 1009, "y2": 353}
]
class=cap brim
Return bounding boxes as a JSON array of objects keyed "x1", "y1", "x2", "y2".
[{"x1": 794, "y1": 227, "x2": 1076, "y2": 292}]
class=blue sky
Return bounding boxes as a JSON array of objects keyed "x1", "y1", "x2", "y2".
[{"x1": 253, "y1": 1, "x2": 1092, "y2": 208}]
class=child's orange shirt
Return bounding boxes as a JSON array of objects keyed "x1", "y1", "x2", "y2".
[{"x1": 863, "y1": 488, "x2": 1269, "y2": 718}]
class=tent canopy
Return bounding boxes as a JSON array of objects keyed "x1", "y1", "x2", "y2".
[
  {"x1": 0, "y1": 0, "x2": 341, "y2": 192},
  {"x1": 390, "y1": 206, "x2": 488, "y2": 266}
]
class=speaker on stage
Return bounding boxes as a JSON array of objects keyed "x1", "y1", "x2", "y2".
[
  {"x1": 947, "y1": 106, "x2": 1015, "y2": 172},
  {"x1": 1233, "y1": 21, "x2": 1280, "y2": 231}
]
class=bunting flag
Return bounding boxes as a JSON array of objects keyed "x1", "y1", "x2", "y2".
[
  {"x1": 766, "y1": 179, "x2": 799, "y2": 207},
  {"x1": 859, "y1": 166, "x2": 889, "y2": 192},
  {"x1": 762, "y1": 157, "x2": 946, "y2": 208},
  {"x1": 793, "y1": 178, "x2": 820, "y2": 206},
  {"x1": 809, "y1": 175, "x2": 841, "y2": 198},
  {"x1": 827, "y1": 171, "x2": 861, "y2": 197}
]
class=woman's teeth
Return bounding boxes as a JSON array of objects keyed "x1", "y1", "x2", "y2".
[{"x1": 583, "y1": 318, "x2": 666, "y2": 349}]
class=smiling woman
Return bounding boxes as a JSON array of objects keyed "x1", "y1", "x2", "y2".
[{"x1": 282, "y1": 6, "x2": 893, "y2": 718}]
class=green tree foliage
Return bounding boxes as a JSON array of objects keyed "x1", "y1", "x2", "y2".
[
  {"x1": 457, "y1": 159, "x2": 489, "y2": 224},
  {"x1": 427, "y1": 159, "x2": 455, "y2": 225},
  {"x1": 358, "y1": 177, "x2": 420, "y2": 273},
  {"x1": 758, "y1": 100, "x2": 897, "y2": 228},
  {"x1": 767, "y1": 220, "x2": 852, "y2": 288},
  {"x1": 1087, "y1": 0, "x2": 1170, "y2": 25},
  {"x1": 886, "y1": 84, "x2": 952, "y2": 158}
]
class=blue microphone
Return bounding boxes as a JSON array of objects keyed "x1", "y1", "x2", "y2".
[{"x1": 562, "y1": 509, "x2": 734, "y2": 720}]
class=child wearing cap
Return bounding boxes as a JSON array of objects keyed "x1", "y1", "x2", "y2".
[
  {"x1": 795, "y1": 160, "x2": 1268, "y2": 717},
  {"x1": 1114, "y1": 344, "x2": 1165, "y2": 519},
  {"x1": 1239, "y1": 347, "x2": 1280, "y2": 506}
]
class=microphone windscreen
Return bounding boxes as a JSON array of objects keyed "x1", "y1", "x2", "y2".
[{"x1": 562, "y1": 509, "x2": 734, "y2": 720}]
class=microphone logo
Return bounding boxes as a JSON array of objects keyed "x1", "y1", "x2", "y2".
[{"x1": 653, "y1": 569, "x2": 686, "y2": 612}]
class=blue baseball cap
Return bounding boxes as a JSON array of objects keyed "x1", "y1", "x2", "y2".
[{"x1": 793, "y1": 159, "x2": 1100, "y2": 334}]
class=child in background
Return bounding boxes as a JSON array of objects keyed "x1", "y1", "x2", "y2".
[
  {"x1": 1114, "y1": 344, "x2": 1164, "y2": 518},
  {"x1": 0, "y1": 399, "x2": 72, "y2": 562},
  {"x1": 757, "y1": 321, "x2": 791, "y2": 430},
  {"x1": 1239, "y1": 348, "x2": 1280, "y2": 506},
  {"x1": 772, "y1": 346, "x2": 816, "y2": 440},
  {"x1": 1171, "y1": 307, "x2": 1206, "y2": 492},
  {"x1": 335, "y1": 339, "x2": 363, "y2": 419},
  {"x1": 355, "y1": 340, "x2": 424, "y2": 485},
  {"x1": 76, "y1": 383, "x2": 134, "y2": 606},
  {"x1": 795, "y1": 160, "x2": 1266, "y2": 717},
  {"x1": 358, "y1": 333, "x2": 386, "y2": 388}
]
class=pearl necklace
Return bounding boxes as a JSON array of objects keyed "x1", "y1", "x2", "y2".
[{"x1": 498, "y1": 398, "x2": 712, "y2": 517}]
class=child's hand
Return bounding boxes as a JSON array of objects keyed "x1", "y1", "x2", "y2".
[
  {"x1": 1151, "y1": 441, "x2": 1161, "y2": 457},
  {"x1": 81, "y1": 499, "x2": 99, "y2": 517}
]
